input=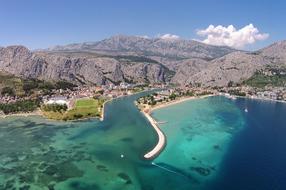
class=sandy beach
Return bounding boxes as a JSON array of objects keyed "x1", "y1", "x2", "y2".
[
  {"x1": 141, "y1": 94, "x2": 214, "y2": 159},
  {"x1": 0, "y1": 110, "x2": 42, "y2": 119},
  {"x1": 150, "y1": 94, "x2": 215, "y2": 112},
  {"x1": 100, "y1": 99, "x2": 113, "y2": 121}
]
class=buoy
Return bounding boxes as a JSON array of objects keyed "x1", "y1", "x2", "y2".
[
  {"x1": 244, "y1": 108, "x2": 248, "y2": 112},
  {"x1": 121, "y1": 154, "x2": 124, "y2": 158}
]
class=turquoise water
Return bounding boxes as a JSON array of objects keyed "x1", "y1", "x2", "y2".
[
  {"x1": 150, "y1": 96, "x2": 245, "y2": 189},
  {"x1": 0, "y1": 94, "x2": 284, "y2": 189},
  {"x1": 0, "y1": 92, "x2": 158, "y2": 190}
]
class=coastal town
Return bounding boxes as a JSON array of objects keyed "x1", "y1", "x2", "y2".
[
  {"x1": 0, "y1": 81, "x2": 153, "y2": 120},
  {"x1": 133, "y1": 84, "x2": 286, "y2": 160},
  {"x1": 136, "y1": 85, "x2": 286, "y2": 110},
  {"x1": 1, "y1": 78, "x2": 286, "y2": 120}
]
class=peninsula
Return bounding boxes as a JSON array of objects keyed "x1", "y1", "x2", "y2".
[{"x1": 136, "y1": 88, "x2": 215, "y2": 159}]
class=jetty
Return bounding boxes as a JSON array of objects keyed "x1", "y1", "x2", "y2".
[{"x1": 142, "y1": 111, "x2": 166, "y2": 159}]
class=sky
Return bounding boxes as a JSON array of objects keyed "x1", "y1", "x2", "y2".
[{"x1": 0, "y1": 0, "x2": 285, "y2": 50}]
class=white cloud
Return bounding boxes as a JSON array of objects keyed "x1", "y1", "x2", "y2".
[
  {"x1": 196, "y1": 24, "x2": 269, "y2": 49},
  {"x1": 158, "y1": 34, "x2": 180, "y2": 40}
]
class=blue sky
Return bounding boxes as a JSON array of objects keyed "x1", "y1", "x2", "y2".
[{"x1": 0, "y1": 0, "x2": 285, "y2": 50}]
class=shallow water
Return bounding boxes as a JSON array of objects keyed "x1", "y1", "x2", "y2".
[{"x1": 0, "y1": 94, "x2": 286, "y2": 190}]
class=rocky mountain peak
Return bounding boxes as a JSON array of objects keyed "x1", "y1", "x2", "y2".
[
  {"x1": 260, "y1": 40, "x2": 286, "y2": 57},
  {"x1": 45, "y1": 35, "x2": 236, "y2": 60},
  {"x1": 1, "y1": 36, "x2": 286, "y2": 87}
]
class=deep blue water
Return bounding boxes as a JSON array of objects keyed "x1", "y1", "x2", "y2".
[{"x1": 208, "y1": 98, "x2": 286, "y2": 190}]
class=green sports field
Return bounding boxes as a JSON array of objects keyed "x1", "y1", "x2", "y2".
[{"x1": 43, "y1": 98, "x2": 105, "y2": 121}]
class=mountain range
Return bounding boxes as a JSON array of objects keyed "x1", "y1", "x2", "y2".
[{"x1": 0, "y1": 35, "x2": 285, "y2": 87}]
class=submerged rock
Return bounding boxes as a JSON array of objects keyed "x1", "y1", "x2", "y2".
[
  {"x1": 96, "y1": 165, "x2": 108, "y2": 172},
  {"x1": 69, "y1": 181, "x2": 100, "y2": 190},
  {"x1": 190, "y1": 166, "x2": 211, "y2": 176},
  {"x1": 117, "y1": 172, "x2": 132, "y2": 184},
  {"x1": 120, "y1": 137, "x2": 134, "y2": 142},
  {"x1": 213, "y1": 145, "x2": 221, "y2": 150}
]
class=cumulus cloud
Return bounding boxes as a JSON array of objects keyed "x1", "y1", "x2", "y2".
[
  {"x1": 158, "y1": 34, "x2": 180, "y2": 40},
  {"x1": 196, "y1": 24, "x2": 269, "y2": 49}
]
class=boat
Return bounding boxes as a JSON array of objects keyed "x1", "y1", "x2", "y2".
[
  {"x1": 157, "y1": 121, "x2": 167, "y2": 124},
  {"x1": 230, "y1": 96, "x2": 237, "y2": 100}
]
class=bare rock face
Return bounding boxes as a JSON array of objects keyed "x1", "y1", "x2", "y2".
[
  {"x1": 47, "y1": 35, "x2": 235, "y2": 60},
  {"x1": 259, "y1": 40, "x2": 286, "y2": 65},
  {"x1": 0, "y1": 46, "x2": 172, "y2": 85},
  {"x1": 171, "y1": 58, "x2": 209, "y2": 85},
  {"x1": 187, "y1": 52, "x2": 271, "y2": 86},
  {"x1": 185, "y1": 41, "x2": 286, "y2": 87},
  {"x1": 1, "y1": 36, "x2": 286, "y2": 87},
  {"x1": 0, "y1": 46, "x2": 47, "y2": 78},
  {"x1": 41, "y1": 35, "x2": 236, "y2": 86}
]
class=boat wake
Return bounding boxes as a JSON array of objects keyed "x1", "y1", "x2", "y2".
[
  {"x1": 152, "y1": 162, "x2": 180, "y2": 175},
  {"x1": 151, "y1": 162, "x2": 194, "y2": 181}
]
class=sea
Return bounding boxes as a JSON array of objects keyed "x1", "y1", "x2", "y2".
[{"x1": 0, "y1": 92, "x2": 286, "y2": 190}]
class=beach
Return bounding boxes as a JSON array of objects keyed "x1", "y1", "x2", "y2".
[
  {"x1": 140, "y1": 94, "x2": 214, "y2": 159},
  {"x1": 150, "y1": 94, "x2": 214, "y2": 112},
  {"x1": 100, "y1": 99, "x2": 112, "y2": 121},
  {"x1": 0, "y1": 109, "x2": 42, "y2": 119}
]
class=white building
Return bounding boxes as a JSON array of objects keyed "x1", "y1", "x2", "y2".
[{"x1": 45, "y1": 96, "x2": 68, "y2": 105}]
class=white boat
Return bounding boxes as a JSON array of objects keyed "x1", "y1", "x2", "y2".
[
  {"x1": 244, "y1": 108, "x2": 248, "y2": 112},
  {"x1": 157, "y1": 121, "x2": 167, "y2": 124},
  {"x1": 230, "y1": 96, "x2": 237, "y2": 100},
  {"x1": 224, "y1": 93, "x2": 236, "y2": 100}
]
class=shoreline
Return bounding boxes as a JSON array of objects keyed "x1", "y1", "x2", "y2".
[
  {"x1": 237, "y1": 95, "x2": 286, "y2": 104},
  {"x1": 100, "y1": 98, "x2": 113, "y2": 121},
  {"x1": 140, "y1": 94, "x2": 214, "y2": 160},
  {"x1": 100, "y1": 89, "x2": 150, "y2": 121},
  {"x1": 0, "y1": 89, "x2": 150, "y2": 122},
  {"x1": 0, "y1": 110, "x2": 42, "y2": 119},
  {"x1": 150, "y1": 94, "x2": 215, "y2": 112}
]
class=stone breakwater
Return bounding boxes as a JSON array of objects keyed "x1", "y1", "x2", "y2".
[{"x1": 142, "y1": 111, "x2": 166, "y2": 159}]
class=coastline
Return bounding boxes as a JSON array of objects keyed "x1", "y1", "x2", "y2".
[
  {"x1": 0, "y1": 89, "x2": 150, "y2": 122},
  {"x1": 140, "y1": 94, "x2": 214, "y2": 160},
  {"x1": 236, "y1": 95, "x2": 286, "y2": 104},
  {"x1": 0, "y1": 110, "x2": 42, "y2": 119},
  {"x1": 150, "y1": 94, "x2": 214, "y2": 112},
  {"x1": 100, "y1": 89, "x2": 151, "y2": 121},
  {"x1": 100, "y1": 98, "x2": 113, "y2": 121}
]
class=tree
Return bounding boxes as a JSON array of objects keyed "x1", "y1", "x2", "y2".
[
  {"x1": 41, "y1": 104, "x2": 67, "y2": 112},
  {"x1": 23, "y1": 79, "x2": 39, "y2": 94},
  {"x1": 169, "y1": 93, "x2": 177, "y2": 100},
  {"x1": 227, "y1": 81, "x2": 234, "y2": 87},
  {"x1": 1, "y1": 87, "x2": 15, "y2": 96},
  {"x1": 55, "y1": 81, "x2": 77, "y2": 90}
]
